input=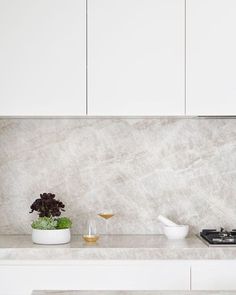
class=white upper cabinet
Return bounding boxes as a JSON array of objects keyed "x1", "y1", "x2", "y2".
[
  {"x1": 0, "y1": 0, "x2": 86, "y2": 116},
  {"x1": 187, "y1": 0, "x2": 236, "y2": 116},
  {"x1": 88, "y1": 0, "x2": 185, "y2": 116}
]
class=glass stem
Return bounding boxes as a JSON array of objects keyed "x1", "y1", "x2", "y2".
[{"x1": 106, "y1": 219, "x2": 109, "y2": 235}]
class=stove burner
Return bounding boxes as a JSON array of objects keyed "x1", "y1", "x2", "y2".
[{"x1": 200, "y1": 228, "x2": 236, "y2": 246}]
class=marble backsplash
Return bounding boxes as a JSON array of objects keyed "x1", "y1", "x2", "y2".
[{"x1": 0, "y1": 118, "x2": 236, "y2": 235}]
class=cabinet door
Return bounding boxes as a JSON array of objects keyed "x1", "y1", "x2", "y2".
[
  {"x1": 88, "y1": 0, "x2": 185, "y2": 116},
  {"x1": 187, "y1": 0, "x2": 236, "y2": 115},
  {"x1": 0, "y1": 261, "x2": 190, "y2": 295},
  {"x1": 0, "y1": 0, "x2": 86, "y2": 116},
  {"x1": 191, "y1": 261, "x2": 236, "y2": 290}
]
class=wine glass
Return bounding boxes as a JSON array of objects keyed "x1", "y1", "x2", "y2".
[{"x1": 98, "y1": 210, "x2": 114, "y2": 234}]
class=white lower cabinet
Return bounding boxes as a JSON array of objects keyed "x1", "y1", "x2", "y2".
[
  {"x1": 191, "y1": 261, "x2": 236, "y2": 290},
  {"x1": 2, "y1": 260, "x2": 236, "y2": 295},
  {"x1": 0, "y1": 261, "x2": 190, "y2": 295}
]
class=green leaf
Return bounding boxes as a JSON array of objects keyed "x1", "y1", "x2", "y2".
[{"x1": 56, "y1": 217, "x2": 72, "y2": 229}]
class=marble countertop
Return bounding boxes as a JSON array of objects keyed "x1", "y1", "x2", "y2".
[
  {"x1": 31, "y1": 291, "x2": 236, "y2": 295},
  {"x1": 1, "y1": 235, "x2": 236, "y2": 260}
]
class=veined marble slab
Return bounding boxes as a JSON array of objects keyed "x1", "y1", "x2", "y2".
[
  {"x1": 1, "y1": 118, "x2": 236, "y2": 236},
  {"x1": 31, "y1": 291, "x2": 236, "y2": 295},
  {"x1": 1, "y1": 235, "x2": 236, "y2": 260}
]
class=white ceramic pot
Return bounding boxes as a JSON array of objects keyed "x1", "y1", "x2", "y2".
[{"x1": 32, "y1": 228, "x2": 71, "y2": 245}]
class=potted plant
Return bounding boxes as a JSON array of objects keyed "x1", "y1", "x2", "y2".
[{"x1": 30, "y1": 193, "x2": 72, "y2": 245}]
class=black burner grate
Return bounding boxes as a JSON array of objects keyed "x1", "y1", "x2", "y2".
[{"x1": 200, "y1": 229, "x2": 236, "y2": 245}]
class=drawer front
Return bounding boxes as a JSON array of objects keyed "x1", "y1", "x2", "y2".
[
  {"x1": 192, "y1": 261, "x2": 236, "y2": 290},
  {"x1": 0, "y1": 261, "x2": 190, "y2": 295}
]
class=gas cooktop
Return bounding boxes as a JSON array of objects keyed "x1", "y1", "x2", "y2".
[{"x1": 200, "y1": 228, "x2": 236, "y2": 247}]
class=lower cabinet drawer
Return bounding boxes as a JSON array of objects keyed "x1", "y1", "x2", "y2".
[
  {"x1": 0, "y1": 261, "x2": 190, "y2": 295},
  {"x1": 191, "y1": 261, "x2": 236, "y2": 290}
]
